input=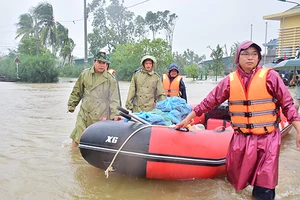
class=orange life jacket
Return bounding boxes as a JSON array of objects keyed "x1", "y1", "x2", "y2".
[
  {"x1": 228, "y1": 68, "x2": 279, "y2": 135},
  {"x1": 162, "y1": 74, "x2": 182, "y2": 97}
]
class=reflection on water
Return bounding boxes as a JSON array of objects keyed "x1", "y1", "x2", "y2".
[{"x1": 0, "y1": 78, "x2": 300, "y2": 199}]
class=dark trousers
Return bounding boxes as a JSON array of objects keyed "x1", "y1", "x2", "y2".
[{"x1": 252, "y1": 186, "x2": 275, "y2": 200}]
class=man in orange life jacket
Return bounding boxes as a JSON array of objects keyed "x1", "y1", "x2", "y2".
[
  {"x1": 175, "y1": 40, "x2": 300, "y2": 200},
  {"x1": 162, "y1": 63, "x2": 187, "y2": 102}
]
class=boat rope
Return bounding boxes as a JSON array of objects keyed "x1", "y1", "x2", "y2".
[
  {"x1": 104, "y1": 124, "x2": 152, "y2": 178},
  {"x1": 104, "y1": 123, "x2": 192, "y2": 178}
]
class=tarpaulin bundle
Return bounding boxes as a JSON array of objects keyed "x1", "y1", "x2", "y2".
[
  {"x1": 134, "y1": 108, "x2": 172, "y2": 125},
  {"x1": 156, "y1": 97, "x2": 192, "y2": 124},
  {"x1": 124, "y1": 97, "x2": 192, "y2": 125}
]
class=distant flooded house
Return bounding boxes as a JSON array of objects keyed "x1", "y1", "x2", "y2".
[
  {"x1": 263, "y1": 5, "x2": 300, "y2": 58},
  {"x1": 73, "y1": 56, "x2": 94, "y2": 66},
  {"x1": 200, "y1": 57, "x2": 234, "y2": 76}
]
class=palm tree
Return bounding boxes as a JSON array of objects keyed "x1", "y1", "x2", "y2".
[
  {"x1": 56, "y1": 22, "x2": 75, "y2": 65},
  {"x1": 15, "y1": 2, "x2": 75, "y2": 57},
  {"x1": 15, "y1": 13, "x2": 35, "y2": 41},
  {"x1": 33, "y1": 2, "x2": 57, "y2": 54},
  {"x1": 60, "y1": 38, "x2": 76, "y2": 66}
]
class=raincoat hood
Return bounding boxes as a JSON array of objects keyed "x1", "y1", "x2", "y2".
[
  {"x1": 141, "y1": 55, "x2": 157, "y2": 70},
  {"x1": 235, "y1": 40, "x2": 262, "y2": 64},
  {"x1": 169, "y1": 63, "x2": 179, "y2": 72}
]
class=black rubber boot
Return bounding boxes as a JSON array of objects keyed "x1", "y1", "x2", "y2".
[{"x1": 252, "y1": 186, "x2": 275, "y2": 200}]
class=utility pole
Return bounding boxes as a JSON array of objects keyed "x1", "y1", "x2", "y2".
[
  {"x1": 34, "y1": 17, "x2": 40, "y2": 55},
  {"x1": 250, "y1": 24, "x2": 253, "y2": 41},
  {"x1": 84, "y1": 0, "x2": 88, "y2": 69},
  {"x1": 264, "y1": 22, "x2": 268, "y2": 65}
]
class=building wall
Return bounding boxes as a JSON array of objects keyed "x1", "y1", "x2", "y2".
[
  {"x1": 281, "y1": 15, "x2": 300, "y2": 27},
  {"x1": 278, "y1": 16, "x2": 300, "y2": 57}
]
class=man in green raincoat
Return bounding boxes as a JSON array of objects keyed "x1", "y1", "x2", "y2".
[
  {"x1": 68, "y1": 52, "x2": 120, "y2": 147},
  {"x1": 125, "y1": 55, "x2": 166, "y2": 112}
]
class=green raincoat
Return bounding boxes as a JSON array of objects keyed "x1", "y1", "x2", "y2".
[
  {"x1": 125, "y1": 56, "x2": 166, "y2": 112},
  {"x1": 68, "y1": 67, "x2": 120, "y2": 143}
]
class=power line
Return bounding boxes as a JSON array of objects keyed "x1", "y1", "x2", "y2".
[
  {"x1": 59, "y1": 18, "x2": 84, "y2": 23},
  {"x1": 126, "y1": 0, "x2": 150, "y2": 9}
]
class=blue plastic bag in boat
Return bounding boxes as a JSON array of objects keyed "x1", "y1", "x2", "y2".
[
  {"x1": 134, "y1": 109, "x2": 171, "y2": 125},
  {"x1": 156, "y1": 97, "x2": 192, "y2": 124}
]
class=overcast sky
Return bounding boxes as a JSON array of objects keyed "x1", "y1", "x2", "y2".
[{"x1": 0, "y1": 0, "x2": 296, "y2": 60}]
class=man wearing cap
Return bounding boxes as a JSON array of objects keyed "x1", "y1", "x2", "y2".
[
  {"x1": 125, "y1": 55, "x2": 166, "y2": 112},
  {"x1": 175, "y1": 41, "x2": 300, "y2": 200},
  {"x1": 68, "y1": 52, "x2": 121, "y2": 147},
  {"x1": 162, "y1": 63, "x2": 187, "y2": 102}
]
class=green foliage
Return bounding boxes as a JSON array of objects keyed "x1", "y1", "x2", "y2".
[
  {"x1": 18, "y1": 53, "x2": 58, "y2": 83},
  {"x1": 227, "y1": 42, "x2": 239, "y2": 73},
  {"x1": 18, "y1": 36, "x2": 47, "y2": 56},
  {"x1": 88, "y1": 0, "x2": 135, "y2": 54},
  {"x1": 145, "y1": 11, "x2": 162, "y2": 39},
  {"x1": 15, "y1": 13, "x2": 34, "y2": 41},
  {"x1": 209, "y1": 45, "x2": 225, "y2": 81},
  {"x1": 88, "y1": 0, "x2": 178, "y2": 54},
  {"x1": 184, "y1": 64, "x2": 199, "y2": 80},
  {"x1": 0, "y1": 56, "x2": 17, "y2": 78},
  {"x1": 58, "y1": 64, "x2": 84, "y2": 78},
  {"x1": 110, "y1": 38, "x2": 173, "y2": 81},
  {"x1": 16, "y1": 2, "x2": 75, "y2": 61},
  {"x1": 173, "y1": 49, "x2": 205, "y2": 75}
]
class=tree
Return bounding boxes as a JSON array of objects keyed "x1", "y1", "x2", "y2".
[
  {"x1": 16, "y1": 2, "x2": 73, "y2": 57},
  {"x1": 56, "y1": 22, "x2": 75, "y2": 65},
  {"x1": 15, "y1": 13, "x2": 35, "y2": 41},
  {"x1": 183, "y1": 49, "x2": 206, "y2": 65},
  {"x1": 160, "y1": 10, "x2": 178, "y2": 51},
  {"x1": 18, "y1": 36, "x2": 47, "y2": 56},
  {"x1": 34, "y1": 2, "x2": 57, "y2": 54},
  {"x1": 18, "y1": 53, "x2": 58, "y2": 83},
  {"x1": 184, "y1": 64, "x2": 199, "y2": 80},
  {"x1": 145, "y1": 11, "x2": 162, "y2": 40},
  {"x1": 134, "y1": 15, "x2": 148, "y2": 42},
  {"x1": 173, "y1": 49, "x2": 205, "y2": 76},
  {"x1": 110, "y1": 38, "x2": 173, "y2": 81},
  {"x1": 208, "y1": 45, "x2": 224, "y2": 81},
  {"x1": 228, "y1": 42, "x2": 239, "y2": 72},
  {"x1": 173, "y1": 52, "x2": 188, "y2": 75},
  {"x1": 60, "y1": 38, "x2": 75, "y2": 66},
  {"x1": 88, "y1": 0, "x2": 135, "y2": 53}
]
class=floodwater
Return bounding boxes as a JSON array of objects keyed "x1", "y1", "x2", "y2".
[{"x1": 1, "y1": 77, "x2": 300, "y2": 200}]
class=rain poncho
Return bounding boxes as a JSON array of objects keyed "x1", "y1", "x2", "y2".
[
  {"x1": 193, "y1": 41, "x2": 300, "y2": 190},
  {"x1": 125, "y1": 56, "x2": 166, "y2": 112},
  {"x1": 68, "y1": 67, "x2": 120, "y2": 143}
]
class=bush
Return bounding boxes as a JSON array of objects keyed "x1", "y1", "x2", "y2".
[
  {"x1": 18, "y1": 54, "x2": 58, "y2": 83},
  {"x1": 58, "y1": 64, "x2": 84, "y2": 78},
  {"x1": 0, "y1": 57, "x2": 16, "y2": 78}
]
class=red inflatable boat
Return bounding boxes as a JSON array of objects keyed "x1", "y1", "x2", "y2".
[{"x1": 78, "y1": 112, "x2": 292, "y2": 180}]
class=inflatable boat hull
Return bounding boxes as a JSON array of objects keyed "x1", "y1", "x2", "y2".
[{"x1": 79, "y1": 120, "x2": 233, "y2": 180}]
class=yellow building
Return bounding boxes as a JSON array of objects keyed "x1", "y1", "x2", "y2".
[{"x1": 264, "y1": 5, "x2": 300, "y2": 57}]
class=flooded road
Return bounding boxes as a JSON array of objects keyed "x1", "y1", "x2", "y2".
[{"x1": 1, "y1": 77, "x2": 300, "y2": 200}]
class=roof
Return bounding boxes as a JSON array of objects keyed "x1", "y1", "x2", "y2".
[
  {"x1": 73, "y1": 56, "x2": 94, "y2": 65},
  {"x1": 200, "y1": 56, "x2": 232, "y2": 66},
  {"x1": 262, "y1": 39, "x2": 278, "y2": 47},
  {"x1": 263, "y1": 5, "x2": 300, "y2": 20}
]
